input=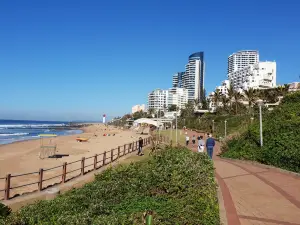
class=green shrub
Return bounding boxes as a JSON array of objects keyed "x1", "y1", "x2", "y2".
[
  {"x1": 221, "y1": 92, "x2": 300, "y2": 172},
  {"x1": 0, "y1": 203, "x2": 11, "y2": 219},
  {"x1": 1, "y1": 147, "x2": 219, "y2": 225}
]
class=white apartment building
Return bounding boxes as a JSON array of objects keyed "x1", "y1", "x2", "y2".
[
  {"x1": 208, "y1": 80, "x2": 230, "y2": 112},
  {"x1": 131, "y1": 104, "x2": 146, "y2": 114},
  {"x1": 228, "y1": 50, "x2": 259, "y2": 75},
  {"x1": 215, "y1": 80, "x2": 230, "y2": 96},
  {"x1": 230, "y1": 62, "x2": 276, "y2": 91},
  {"x1": 147, "y1": 88, "x2": 188, "y2": 112},
  {"x1": 167, "y1": 88, "x2": 188, "y2": 110},
  {"x1": 148, "y1": 89, "x2": 168, "y2": 112}
]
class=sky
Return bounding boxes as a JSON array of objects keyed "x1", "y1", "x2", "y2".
[{"x1": 0, "y1": 0, "x2": 299, "y2": 121}]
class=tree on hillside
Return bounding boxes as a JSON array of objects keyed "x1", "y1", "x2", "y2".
[
  {"x1": 168, "y1": 104, "x2": 177, "y2": 112},
  {"x1": 213, "y1": 90, "x2": 222, "y2": 111},
  {"x1": 276, "y1": 84, "x2": 290, "y2": 97},
  {"x1": 233, "y1": 91, "x2": 243, "y2": 114},
  {"x1": 227, "y1": 83, "x2": 235, "y2": 111},
  {"x1": 155, "y1": 110, "x2": 164, "y2": 118},
  {"x1": 221, "y1": 95, "x2": 229, "y2": 112},
  {"x1": 148, "y1": 108, "x2": 155, "y2": 116},
  {"x1": 132, "y1": 110, "x2": 147, "y2": 120},
  {"x1": 244, "y1": 88, "x2": 257, "y2": 115}
]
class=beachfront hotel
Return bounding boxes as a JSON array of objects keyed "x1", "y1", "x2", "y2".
[
  {"x1": 172, "y1": 52, "x2": 205, "y2": 102},
  {"x1": 147, "y1": 88, "x2": 188, "y2": 112},
  {"x1": 227, "y1": 50, "x2": 259, "y2": 75},
  {"x1": 229, "y1": 61, "x2": 277, "y2": 90},
  {"x1": 227, "y1": 50, "x2": 276, "y2": 90}
]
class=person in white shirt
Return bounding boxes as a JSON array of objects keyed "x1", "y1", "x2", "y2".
[
  {"x1": 185, "y1": 135, "x2": 190, "y2": 146},
  {"x1": 198, "y1": 135, "x2": 205, "y2": 153}
]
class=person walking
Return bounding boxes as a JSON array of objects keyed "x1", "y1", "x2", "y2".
[
  {"x1": 192, "y1": 135, "x2": 196, "y2": 147},
  {"x1": 138, "y1": 137, "x2": 144, "y2": 156},
  {"x1": 185, "y1": 135, "x2": 190, "y2": 146},
  {"x1": 206, "y1": 134, "x2": 215, "y2": 159},
  {"x1": 198, "y1": 136, "x2": 205, "y2": 153}
]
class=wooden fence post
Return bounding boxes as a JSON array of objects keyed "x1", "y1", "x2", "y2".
[
  {"x1": 123, "y1": 144, "x2": 126, "y2": 155},
  {"x1": 4, "y1": 174, "x2": 11, "y2": 200},
  {"x1": 81, "y1": 157, "x2": 85, "y2": 176},
  {"x1": 94, "y1": 154, "x2": 97, "y2": 170},
  {"x1": 132, "y1": 142, "x2": 134, "y2": 152},
  {"x1": 103, "y1": 151, "x2": 106, "y2": 166},
  {"x1": 118, "y1": 146, "x2": 120, "y2": 158},
  {"x1": 38, "y1": 168, "x2": 43, "y2": 191},
  {"x1": 111, "y1": 149, "x2": 114, "y2": 162},
  {"x1": 62, "y1": 162, "x2": 67, "y2": 183}
]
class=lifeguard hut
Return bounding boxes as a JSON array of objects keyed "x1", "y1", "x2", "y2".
[{"x1": 38, "y1": 134, "x2": 57, "y2": 159}]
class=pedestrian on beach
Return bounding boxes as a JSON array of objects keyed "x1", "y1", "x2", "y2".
[
  {"x1": 198, "y1": 136, "x2": 205, "y2": 153},
  {"x1": 138, "y1": 137, "x2": 144, "y2": 156},
  {"x1": 206, "y1": 134, "x2": 215, "y2": 159},
  {"x1": 192, "y1": 135, "x2": 196, "y2": 146},
  {"x1": 185, "y1": 135, "x2": 190, "y2": 146}
]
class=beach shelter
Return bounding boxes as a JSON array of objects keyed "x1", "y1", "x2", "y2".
[
  {"x1": 134, "y1": 118, "x2": 162, "y2": 127},
  {"x1": 38, "y1": 134, "x2": 57, "y2": 159}
]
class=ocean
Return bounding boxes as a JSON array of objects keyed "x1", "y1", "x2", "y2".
[{"x1": 0, "y1": 119, "x2": 83, "y2": 145}]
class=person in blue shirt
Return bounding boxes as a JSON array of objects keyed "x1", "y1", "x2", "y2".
[{"x1": 206, "y1": 134, "x2": 215, "y2": 159}]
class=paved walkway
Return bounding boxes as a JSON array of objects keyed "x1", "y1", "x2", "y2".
[{"x1": 186, "y1": 130, "x2": 300, "y2": 225}]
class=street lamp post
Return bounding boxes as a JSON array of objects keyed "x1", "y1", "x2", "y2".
[
  {"x1": 224, "y1": 120, "x2": 227, "y2": 138},
  {"x1": 175, "y1": 112, "x2": 178, "y2": 145},
  {"x1": 257, "y1": 99, "x2": 264, "y2": 147}
]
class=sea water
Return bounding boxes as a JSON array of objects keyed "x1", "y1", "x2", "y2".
[{"x1": 0, "y1": 119, "x2": 82, "y2": 145}]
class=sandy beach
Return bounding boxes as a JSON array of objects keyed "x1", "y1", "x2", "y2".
[{"x1": 0, "y1": 124, "x2": 144, "y2": 199}]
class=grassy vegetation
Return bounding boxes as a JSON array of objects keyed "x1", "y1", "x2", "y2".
[
  {"x1": 221, "y1": 92, "x2": 300, "y2": 173},
  {"x1": 1, "y1": 146, "x2": 220, "y2": 225},
  {"x1": 159, "y1": 129, "x2": 185, "y2": 145}
]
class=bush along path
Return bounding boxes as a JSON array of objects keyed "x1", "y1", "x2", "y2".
[
  {"x1": 186, "y1": 129, "x2": 300, "y2": 225},
  {"x1": 0, "y1": 146, "x2": 220, "y2": 225}
]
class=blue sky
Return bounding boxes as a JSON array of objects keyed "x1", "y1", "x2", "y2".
[{"x1": 1, "y1": 0, "x2": 299, "y2": 121}]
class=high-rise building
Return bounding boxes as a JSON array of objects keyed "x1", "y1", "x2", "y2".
[
  {"x1": 230, "y1": 62, "x2": 276, "y2": 90},
  {"x1": 228, "y1": 50, "x2": 259, "y2": 76},
  {"x1": 185, "y1": 52, "x2": 205, "y2": 101},
  {"x1": 172, "y1": 72, "x2": 185, "y2": 88}
]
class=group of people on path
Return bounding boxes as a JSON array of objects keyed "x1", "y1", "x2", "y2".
[{"x1": 185, "y1": 132, "x2": 215, "y2": 159}]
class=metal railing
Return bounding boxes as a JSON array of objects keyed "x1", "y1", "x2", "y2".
[{"x1": 0, "y1": 136, "x2": 169, "y2": 201}]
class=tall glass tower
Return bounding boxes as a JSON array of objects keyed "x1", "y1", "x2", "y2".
[{"x1": 185, "y1": 52, "x2": 205, "y2": 101}]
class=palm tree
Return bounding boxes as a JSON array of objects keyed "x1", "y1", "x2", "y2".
[
  {"x1": 233, "y1": 91, "x2": 243, "y2": 114},
  {"x1": 221, "y1": 95, "x2": 229, "y2": 111},
  {"x1": 213, "y1": 89, "x2": 222, "y2": 111},
  {"x1": 193, "y1": 98, "x2": 199, "y2": 109},
  {"x1": 227, "y1": 83, "x2": 235, "y2": 112},
  {"x1": 244, "y1": 88, "x2": 257, "y2": 114}
]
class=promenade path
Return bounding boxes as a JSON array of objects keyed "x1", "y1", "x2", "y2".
[{"x1": 186, "y1": 130, "x2": 300, "y2": 225}]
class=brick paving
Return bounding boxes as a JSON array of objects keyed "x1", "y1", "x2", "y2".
[{"x1": 186, "y1": 130, "x2": 300, "y2": 225}]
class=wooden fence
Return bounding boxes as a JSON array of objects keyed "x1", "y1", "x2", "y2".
[{"x1": 0, "y1": 136, "x2": 169, "y2": 201}]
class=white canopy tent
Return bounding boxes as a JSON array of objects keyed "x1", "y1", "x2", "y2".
[{"x1": 134, "y1": 118, "x2": 162, "y2": 127}]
